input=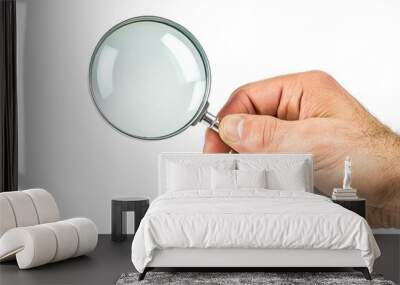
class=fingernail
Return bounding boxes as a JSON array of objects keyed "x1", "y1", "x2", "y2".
[{"x1": 221, "y1": 116, "x2": 245, "y2": 143}]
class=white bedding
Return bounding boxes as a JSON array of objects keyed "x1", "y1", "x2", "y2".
[{"x1": 131, "y1": 190, "x2": 380, "y2": 273}]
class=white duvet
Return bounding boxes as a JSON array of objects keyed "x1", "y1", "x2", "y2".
[{"x1": 131, "y1": 189, "x2": 380, "y2": 272}]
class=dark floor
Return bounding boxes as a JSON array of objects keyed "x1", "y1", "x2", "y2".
[
  {"x1": 0, "y1": 235, "x2": 134, "y2": 285},
  {"x1": 1, "y1": 234, "x2": 399, "y2": 285}
]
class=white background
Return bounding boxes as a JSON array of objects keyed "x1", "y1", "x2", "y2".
[{"x1": 16, "y1": 0, "x2": 400, "y2": 233}]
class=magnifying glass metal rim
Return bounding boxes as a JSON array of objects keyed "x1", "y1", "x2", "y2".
[{"x1": 89, "y1": 15, "x2": 212, "y2": 140}]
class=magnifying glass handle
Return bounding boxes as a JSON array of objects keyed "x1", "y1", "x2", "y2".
[{"x1": 201, "y1": 111, "x2": 219, "y2": 132}]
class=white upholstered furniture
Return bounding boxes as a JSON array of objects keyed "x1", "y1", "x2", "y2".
[
  {"x1": 132, "y1": 153, "x2": 379, "y2": 281},
  {"x1": 0, "y1": 189, "x2": 98, "y2": 269}
]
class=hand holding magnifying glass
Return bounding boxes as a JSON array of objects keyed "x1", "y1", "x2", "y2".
[
  {"x1": 89, "y1": 16, "x2": 218, "y2": 140},
  {"x1": 90, "y1": 16, "x2": 400, "y2": 228}
]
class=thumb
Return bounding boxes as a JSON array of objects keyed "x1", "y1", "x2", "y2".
[{"x1": 219, "y1": 114, "x2": 301, "y2": 153}]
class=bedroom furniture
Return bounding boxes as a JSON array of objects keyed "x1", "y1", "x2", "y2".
[
  {"x1": 112, "y1": 197, "x2": 149, "y2": 241},
  {"x1": 0, "y1": 189, "x2": 98, "y2": 269},
  {"x1": 332, "y1": 198, "x2": 366, "y2": 218},
  {"x1": 0, "y1": 235, "x2": 134, "y2": 285},
  {"x1": 131, "y1": 153, "x2": 380, "y2": 281}
]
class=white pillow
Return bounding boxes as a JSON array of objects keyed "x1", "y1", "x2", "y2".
[
  {"x1": 166, "y1": 159, "x2": 236, "y2": 192},
  {"x1": 237, "y1": 159, "x2": 308, "y2": 191},
  {"x1": 167, "y1": 163, "x2": 210, "y2": 191},
  {"x1": 267, "y1": 166, "x2": 307, "y2": 191},
  {"x1": 236, "y1": 169, "x2": 267, "y2": 189},
  {"x1": 211, "y1": 169, "x2": 268, "y2": 190},
  {"x1": 211, "y1": 168, "x2": 236, "y2": 190}
]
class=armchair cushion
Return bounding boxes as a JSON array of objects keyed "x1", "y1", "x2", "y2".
[
  {"x1": 0, "y1": 195, "x2": 16, "y2": 237},
  {"x1": 0, "y1": 189, "x2": 97, "y2": 269},
  {"x1": 1, "y1": 191, "x2": 40, "y2": 227},
  {"x1": 24, "y1": 188, "x2": 60, "y2": 224},
  {"x1": 0, "y1": 218, "x2": 97, "y2": 269}
]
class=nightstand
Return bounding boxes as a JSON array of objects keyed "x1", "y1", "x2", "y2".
[
  {"x1": 111, "y1": 197, "x2": 149, "y2": 241},
  {"x1": 332, "y1": 198, "x2": 366, "y2": 218}
]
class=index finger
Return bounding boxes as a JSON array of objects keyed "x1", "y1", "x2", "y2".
[{"x1": 203, "y1": 72, "x2": 303, "y2": 153}]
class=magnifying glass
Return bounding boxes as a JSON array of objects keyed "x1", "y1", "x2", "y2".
[{"x1": 89, "y1": 16, "x2": 219, "y2": 140}]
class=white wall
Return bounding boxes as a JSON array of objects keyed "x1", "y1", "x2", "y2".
[{"x1": 17, "y1": 0, "x2": 400, "y2": 233}]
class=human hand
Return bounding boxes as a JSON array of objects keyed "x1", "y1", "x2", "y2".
[{"x1": 204, "y1": 71, "x2": 400, "y2": 227}]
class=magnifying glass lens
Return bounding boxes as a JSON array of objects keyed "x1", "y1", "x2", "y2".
[{"x1": 90, "y1": 19, "x2": 209, "y2": 139}]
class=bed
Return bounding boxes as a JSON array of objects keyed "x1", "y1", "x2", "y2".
[{"x1": 131, "y1": 153, "x2": 380, "y2": 280}]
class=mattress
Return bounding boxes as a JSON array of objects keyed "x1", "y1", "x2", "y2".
[{"x1": 131, "y1": 189, "x2": 380, "y2": 273}]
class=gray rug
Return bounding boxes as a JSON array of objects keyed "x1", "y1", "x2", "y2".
[{"x1": 116, "y1": 272, "x2": 396, "y2": 285}]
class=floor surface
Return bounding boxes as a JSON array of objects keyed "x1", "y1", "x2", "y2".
[{"x1": 1, "y1": 234, "x2": 398, "y2": 285}]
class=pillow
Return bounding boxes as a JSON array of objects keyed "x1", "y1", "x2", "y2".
[
  {"x1": 211, "y1": 168, "x2": 236, "y2": 190},
  {"x1": 166, "y1": 159, "x2": 236, "y2": 192},
  {"x1": 237, "y1": 159, "x2": 308, "y2": 191},
  {"x1": 267, "y1": 165, "x2": 307, "y2": 191},
  {"x1": 211, "y1": 169, "x2": 268, "y2": 190},
  {"x1": 167, "y1": 163, "x2": 210, "y2": 191},
  {"x1": 236, "y1": 169, "x2": 267, "y2": 189}
]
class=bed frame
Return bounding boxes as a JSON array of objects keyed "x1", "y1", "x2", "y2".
[
  {"x1": 139, "y1": 267, "x2": 371, "y2": 281},
  {"x1": 139, "y1": 248, "x2": 371, "y2": 280},
  {"x1": 138, "y1": 153, "x2": 372, "y2": 281}
]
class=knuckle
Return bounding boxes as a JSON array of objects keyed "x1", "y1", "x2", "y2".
[
  {"x1": 218, "y1": 87, "x2": 251, "y2": 118},
  {"x1": 308, "y1": 70, "x2": 334, "y2": 81},
  {"x1": 231, "y1": 87, "x2": 249, "y2": 101},
  {"x1": 241, "y1": 117, "x2": 278, "y2": 151},
  {"x1": 230, "y1": 88, "x2": 256, "y2": 114},
  {"x1": 261, "y1": 117, "x2": 278, "y2": 148}
]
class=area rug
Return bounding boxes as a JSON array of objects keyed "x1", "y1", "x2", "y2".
[{"x1": 116, "y1": 272, "x2": 396, "y2": 285}]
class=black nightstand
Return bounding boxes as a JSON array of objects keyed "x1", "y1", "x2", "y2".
[
  {"x1": 332, "y1": 198, "x2": 366, "y2": 218},
  {"x1": 111, "y1": 197, "x2": 149, "y2": 242}
]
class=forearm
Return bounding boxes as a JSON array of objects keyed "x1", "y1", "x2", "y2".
[
  {"x1": 366, "y1": 130, "x2": 400, "y2": 228},
  {"x1": 368, "y1": 198, "x2": 400, "y2": 228}
]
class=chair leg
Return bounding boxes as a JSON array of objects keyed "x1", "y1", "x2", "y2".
[
  {"x1": 138, "y1": 268, "x2": 147, "y2": 281},
  {"x1": 354, "y1": 267, "x2": 371, "y2": 280}
]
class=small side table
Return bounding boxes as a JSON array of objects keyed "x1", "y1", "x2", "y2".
[
  {"x1": 111, "y1": 197, "x2": 149, "y2": 242},
  {"x1": 332, "y1": 198, "x2": 366, "y2": 218}
]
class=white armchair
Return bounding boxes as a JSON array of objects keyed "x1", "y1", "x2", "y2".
[{"x1": 0, "y1": 189, "x2": 97, "y2": 269}]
